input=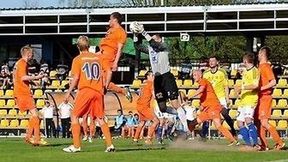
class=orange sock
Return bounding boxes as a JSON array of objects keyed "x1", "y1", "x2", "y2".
[
  {"x1": 82, "y1": 120, "x2": 88, "y2": 137},
  {"x1": 108, "y1": 82, "x2": 125, "y2": 94},
  {"x1": 72, "y1": 124, "x2": 81, "y2": 148},
  {"x1": 26, "y1": 117, "x2": 34, "y2": 139},
  {"x1": 134, "y1": 126, "x2": 143, "y2": 140},
  {"x1": 147, "y1": 124, "x2": 157, "y2": 139},
  {"x1": 259, "y1": 126, "x2": 268, "y2": 148},
  {"x1": 218, "y1": 126, "x2": 235, "y2": 143},
  {"x1": 31, "y1": 116, "x2": 40, "y2": 142},
  {"x1": 100, "y1": 123, "x2": 112, "y2": 146},
  {"x1": 89, "y1": 122, "x2": 95, "y2": 137},
  {"x1": 268, "y1": 125, "x2": 283, "y2": 145}
]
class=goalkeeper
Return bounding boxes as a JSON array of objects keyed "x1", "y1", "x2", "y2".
[{"x1": 132, "y1": 23, "x2": 188, "y2": 132}]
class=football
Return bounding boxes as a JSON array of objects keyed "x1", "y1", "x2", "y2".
[{"x1": 129, "y1": 21, "x2": 142, "y2": 33}]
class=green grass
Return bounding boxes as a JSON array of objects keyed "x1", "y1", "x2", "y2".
[{"x1": 0, "y1": 138, "x2": 288, "y2": 162}]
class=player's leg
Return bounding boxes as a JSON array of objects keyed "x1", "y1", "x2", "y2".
[
  {"x1": 29, "y1": 108, "x2": 41, "y2": 144},
  {"x1": 157, "y1": 117, "x2": 165, "y2": 143},
  {"x1": 82, "y1": 114, "x2": 88, "y2": 141},
  {"x1": 199, "y1": 121, "x2": 209, "y2": 139},
  {"x1": 237, "y1": 108, "x2": 251, "y2": 146},
  {"x1": 134, "y1": 120, "x2": 146, "y2": 142},
  {"x1": 221, "y1": 107, "x2": 236, "y2": 136},
  {"x1": 213, "y1": 117, "x2": 237, "y2": 144},
  {"x1": 259, "y1": 96, "x2": 284, "y2": 150},
  {"x1": 244, "y1": 107, "x2": 258, "y2": 146},
  {"x1": 146, "y1": 115, "x2": 160, "y2": 144},
  {"x1": 89, "y1": 117, "x2": 95, "y2": 142}
]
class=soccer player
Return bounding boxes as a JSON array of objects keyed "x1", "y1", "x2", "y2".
[
  {"x1": 234, "y1": 53, "x2": 259, "y2": 148},
  {"x1": 255, "y1": 46, "x2": 285, "y2": 150},
  {"x1": 134, "y1": 71, "x2": 160, "y2": 144},
  {"x1": 13, "y1": 45, "x2": 47, "y2": 145},
  {"x1": 99, "y1": 12, "x2": 132, "y2": 102},
  {"x1": 133, "y1": 24, "x2": 188, "y2": 133},
  {"x1": 202, "y1": 56, "x2": 236, "y2": 137},
  {"x1": 63, "y1": 35, "x2": 114, "y2": 153},
  {"x1": 187, "y1": 70, "x2": 238, "y2": 146}
]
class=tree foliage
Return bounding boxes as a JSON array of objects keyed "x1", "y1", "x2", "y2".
[{"x1": 58, "y1": 0, "x2": 106, "y2": 7}]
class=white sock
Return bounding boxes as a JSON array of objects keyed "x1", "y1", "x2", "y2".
[{"x1": 177, "y1": 107, "x2": 188, "y2": 132}]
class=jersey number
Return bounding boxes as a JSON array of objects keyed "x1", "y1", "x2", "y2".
[{"x1": 82, "y1": 62, "x2": 100, "y2": 80}]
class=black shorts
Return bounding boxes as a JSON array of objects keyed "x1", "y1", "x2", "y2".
[{"x1": 154, "y1": 72, "x2": 179, "y2": 103}]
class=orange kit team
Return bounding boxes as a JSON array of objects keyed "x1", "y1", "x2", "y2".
[
  {"x1": 13, "y1": 45, "x2": 47, "y2": 145},
  {"x1": 255, "y1": 46, "x2": 285, "y2": 150},
  {"x1": 99, "y1": 12, "x2": 132, "y2": 102},
  {"x1": 63, "y1": 36, "x2": 114, "y2": 153},
  {"x1": 133, "y1": 72, "x2": 159, "y2": 144},
  {"x1": 187, "y1": 70, "x2": 238, "y2": 146}
]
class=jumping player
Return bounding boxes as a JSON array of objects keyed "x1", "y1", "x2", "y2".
[
  {"x1": 63, "y1": 36, "x2": 114, "y2": 153},
  {"x1": 255, "y1": 46, "x2": 285, "y2": 150},
  {"x1": 133, "y1": 71, "x2": 159, "y2": 144},
  {"x1": 133, "y1": 24, "x2": 188, "y2": 133},
  {"x1": 187, "y1": 70, "x2": 238, "y2": 146},
  {"x1": 13, "y1": 45, "x2": 48, "y2": 145},
  {"x1": 99, "y1": 12, "x2": 132, "y2": 102}
]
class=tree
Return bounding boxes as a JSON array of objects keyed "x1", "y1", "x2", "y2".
[
  {"x1": 58, "y1": 0, "x2": 107, "y2": 7},
  {"x1": 23, "y1": 0, "x2": 39, "y2": 8}
]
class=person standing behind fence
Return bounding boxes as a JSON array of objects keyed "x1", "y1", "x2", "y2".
[
  {"x1": 41, "y1": 101, "x2": 56, "y2": 138},
  {"x1": 59, "y1": 101, "x2": 73, "y2": 138}
]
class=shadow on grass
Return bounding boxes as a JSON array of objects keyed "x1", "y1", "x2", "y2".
[{"x1": 116, "y1": 146, "x2": 166, "y2": 152}]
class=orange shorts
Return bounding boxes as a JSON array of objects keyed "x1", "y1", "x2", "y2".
[
  {"x1": 255, "y1": 95, "x2": 272, "y2": 120},
  {"x1": 198, "y1": 106, "x2": 221, "y2": 122},
  {"x1": 137, "y1": 106, "x2": 155, "y2": 121},
  {"x1": 73, "y1": 88, "x2": 104, "y2": 118},
  {"x1": 15, "y1": 95, "x2": 35, "y2": 113},
  {"x1": 101, "y1": 48, "x2": 116, "y2": 68}
]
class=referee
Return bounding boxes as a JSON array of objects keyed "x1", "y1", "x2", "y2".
[{"x1": 133, "y1": 24, "x2": 188, "y2": 132}]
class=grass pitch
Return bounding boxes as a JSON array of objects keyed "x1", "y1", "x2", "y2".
[{"x1": 0, "y1": 137, "x2": 288, "y2": 162}]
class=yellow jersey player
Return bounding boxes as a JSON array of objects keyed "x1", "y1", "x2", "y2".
[
  {"x1": 235, "y1": 53, "x2": 259, "y2": 149},
  {"x1": 203, "y1": 56, "x2": 236, "y2": 136}
]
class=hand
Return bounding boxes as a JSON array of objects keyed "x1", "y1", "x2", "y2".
[{"x1": 111, "y1": 63, "x2": 118, "y2": 72}]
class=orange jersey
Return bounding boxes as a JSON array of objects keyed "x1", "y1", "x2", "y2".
[
  {"x1": 71, "y1": 52, "x2": 108, "y2": 94},
  {"x1": 13, "y1": 58, "x2": 31, "y2": 96},
  {"x1": 259, "y1": 63, "x2": 275, "y2": 95},
  {"x1": 198, "y1": 78, "x2": 221, "y2": 109},
  {"x1": 99, "y1": 26, "x2": 127, "y2": 60},
  {"x1": 137, "y1": 81, "x2": 153, "y2": 109}
]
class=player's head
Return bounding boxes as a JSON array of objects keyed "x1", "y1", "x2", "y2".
[
  {"x1": 192, "y1": 69, "x2": 202, "y2": 82},
  {"x1": 208, "y1": 55, "x2": 219, "y2": 68},
  {"x1": 258, "y1": 46, "x2": 271, "y2": 61},
  {"x1": 152, "y1": 34, "x2": 162, "y2": 42},
  {"x1": 145, "y1": 71, "x2": 154, "y2": 81},
  {"x1": 77, "y1": 35, "x2": 90, "y2": 52},
  {"x1": 109, "y1": 12, "x2": 122, "y2": 27},
  {"x1": 243, "y1": 52, "x2": 255, "y2": 68},
  {"x1": 20, "y1": 45, "x2": 33, "y2": 61}
]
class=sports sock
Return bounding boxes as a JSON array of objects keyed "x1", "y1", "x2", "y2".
[
  {"x1": 157, "y1": 126, "x2": 163, "y2": 140},
  {"x1": 100, "y1": 123, "x2": 112, "y2": 146},
  {"x1": 218, "y1": 126, "x2": 235, "y2": 143},
  {"x1": 248, "y1": 123, "x2": 258, "y2": 145},
  {"x1": 268, "y1": 125, "x2": 283, "y2": 145},
  {"x1": 89, "y1": 122, "x2": 95, "y2": 137},
  {"x1": 26, "y1": 117, "x2": 34, "y2": 139},
  {"x1": 71, "y1": 123, "x2": 81, "y2": 148},
  {"x1": 31, "y1": 116, "x2": 40, "y2": 142},
  {"x1": 259, "y1": 126, "x2": 268, "y2": 148},
  {"x1": 82, "y1": 120, "x2": 88, "y2": 137},
  {"x1": 239, "y1": 126, "x2": 251, "y2": 145},
  {"x1": 134, "y1": 125, "x2": 142, "y2": 140},
  {"x1": 147, "y1": 123, "x2": 157, "y2": 139},
  {"x1": 176, "y1": 107, "x2": 188, "y2": 132}
]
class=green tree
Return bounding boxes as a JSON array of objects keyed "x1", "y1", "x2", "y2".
[{"x1": 58, "y1": 0, "x2": 106, "y2": 7}]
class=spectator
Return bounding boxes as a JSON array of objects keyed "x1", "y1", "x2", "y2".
[
  {"x1": 125, "y1": 111, "x2": 137, "y2": 138},
  {"x1": 0, "y1": 69, "x2": 12, "y2": 90},
  {"x1": 58, "y1": 101, "x2": 73, "y2": 138},
  {"x1": 114, "y1": 109, "x2": 126, "y2": 137},
  {"x1": 56, "y1": 63, "x2": 68, "y2": 81},
  {"x1": 40, "y1": 60, "x2": 51, "y2": 89},
  {"x1": 1, "y1": 61, "x2": 10, "y2": 76},
  {"x1": 41, "y1": 101, "x2": 56, "y2": 138}
]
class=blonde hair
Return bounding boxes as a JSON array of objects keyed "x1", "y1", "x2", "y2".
[
  {"x1": 20, "y1": 45, "x2": 32, "y2": 56},
  {"x1": 77, "y1": 35, "x2": 89, "y2": 51}
]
